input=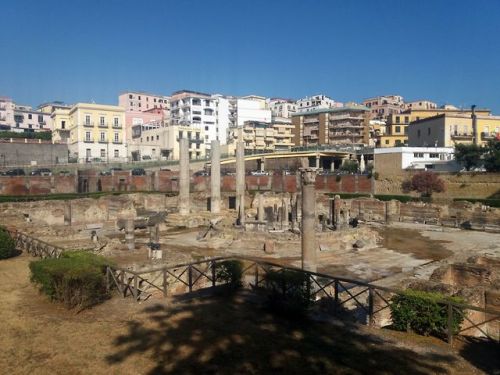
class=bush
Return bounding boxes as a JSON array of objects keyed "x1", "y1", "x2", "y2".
[
  {"x1": 215, "y1": 260, "x2": 243, "y2": 291},
  {"x1": 390, "y1": 289, "x2": 464, "y2": 338},
  {"x1": 402, "y1": 171, "x2": 446, "y2": 197},
  {"x1": 29, "y1": 251, "x2": 112, "y2": 310},
  {"x1": 264, "y1": 269, "x2": 313, "y2": 318},
  {"x1": 0, "y1": 227, "x2": 16, "y2": 259}
]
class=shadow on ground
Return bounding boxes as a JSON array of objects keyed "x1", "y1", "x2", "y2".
[
  {"x1": 105, "y1": 290, "x2": 464, "y2": 374},
  {"x1": 457, "y1": 336, "x2": 500, "y2": 375}
]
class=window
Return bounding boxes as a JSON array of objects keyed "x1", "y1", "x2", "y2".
[
  {"x1": 85, "y1": 132, "x2": 91, "y2": 141},
  {"x1": 61, "y1": 121, "x2": 66, "y2": 129},
  {"x1": 38, "y1": 115, "x2": 44, "y2": 123},
  {"x1": 427, "y1": 127, "x2": 431, "y2": 135},
  {"x1": 196, "y1": 132, "x2": 200, "y2": 139},
  {"x1": 114, "y1": 117, "x2": 119, "y2": 126},
  {"x1": 417, "y1": 129, "x2": 421, "y2": 137},
  {"x1": 101, "y1": 149, "x2": 106, "y2": 158},
  {"x1": 196, "y1": 143, "x2": 200, "y2": 149},
  {"x1": 205, "y1": 126, "x2": 209, "y2": 131},
  {"x1": 138, "y1": 96, "x2": 141, "y2": 100},
  {"x1": 414, "y1": 153, "x2": 424, "y2": 158},
  {"x1": 179, "y1": 131, "x2": 183, "y2": 139},
  {"x1": 404, "y1": 116, "x2": 409, "y2": 124},
  {"x1": 152, "y1": 148, "x2": 156, "y2": 155},
  {"x1": 395, "y1": 126, "x2": 401, "y2": 133},
  {"x1": 114, "y1": 150, "x2": 119, "y2": 158},
  {"x1": 395, "y1": 116, "x2": 400, "y2": 124},
  {"x1": 429, "y1": 153, "x2": 439, "y2": 158},
  {"x1": 114, "y1": 132, "x2": 119, "y2": 142},
  {"x1": 28, "y1": 114, "x2": 32, "y2": 119},
  {"x1": 146, "y1": 136, "x2": 149, "y2": 142},
  {"x1": 85, "y1": 115, "x2": 91, "y2": 125},
  {"x1": 86, "y1": 149, "x2": 91, "y2": 158},
  {"x1": 100, "y1": 132, "x2": 105, "y2": 142}
]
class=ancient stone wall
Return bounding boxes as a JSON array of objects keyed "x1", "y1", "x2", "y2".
[{"x1": 375, "y1": 172, "x2": 500, "y2": 199}]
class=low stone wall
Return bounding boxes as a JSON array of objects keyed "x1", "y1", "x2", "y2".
[{"x1": 375, "y1": 172, "x2": 500, "y2": 199}]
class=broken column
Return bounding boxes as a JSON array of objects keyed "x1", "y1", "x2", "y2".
[
  {"x1": 125, "y1": 218, "x2": 135, "y2": 251},
  {"x1": 179, "y1": 137, "x2": 190, "y2": 215},
  {"x1": 282, "y1": 197, "x2": 289, "y2": 230},
  {"x1": 300, "y1": 168, "x2": 317, "y2": 272},
  {"x1": 210, "y1": 140, "x2": 221, "y2": 214},
  {"x1": 257, "y1": 193, "x2": 265, "y2": 222},
  {"x1": 236, "y1": 137, "x2": 245, "y2": 226}
]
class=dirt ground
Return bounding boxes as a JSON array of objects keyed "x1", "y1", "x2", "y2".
[{"x1": 1, "y1": 253, "x2": 498, "y2": 375}]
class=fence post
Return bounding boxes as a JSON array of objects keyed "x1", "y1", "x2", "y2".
[
  {"x1": 254, "y1": 263, "x2": 259, "y2": 288},
  {"x1": 447, "y1": 302, "x2": 454, "y2": 346},
  {"x1": 106, "y1": 267, "x2": 110, "y2": 292},
  {"x1": 162, "y1": 269, "x2": 168, "y2": 298},
  {"x1": 334, "y1": 279, "x2": 339, "y2": 315},
  {"x1": 211, "y1": 260, "x2": 216, "y2": 288},
  {"x1": 133, "y1": 275, "x2": 138, "y2": 301},
  {"x1": 188, "y1": 265, "x2": 193, "y2": 293},
  {"x1": 368, "y1": 287, "x2": 374, "y2": 326},
  {"x1": 120, "y1": 271, "x2": 125, "y2": 297}
]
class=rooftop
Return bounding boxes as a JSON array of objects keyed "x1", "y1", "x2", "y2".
[{"x1": 291, "y1": 105, "x2": 369, "y2": 116}]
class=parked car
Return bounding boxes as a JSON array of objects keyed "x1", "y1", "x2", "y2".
[
  {"x1": 31, "y1": 168, "x2": 52, "y2": 176},
  {"x1": 131, "y1": 168, "x2": 146, "y2": 176},
  {"x1": 250, "y1": 170, "x2": 270, "y2": 176},
  {"x1": 193, "y1": 170, "x2": 209, "y2": 177},
  {"x1": 4, "y1": 168, "x2": 25, "y2": 176}
]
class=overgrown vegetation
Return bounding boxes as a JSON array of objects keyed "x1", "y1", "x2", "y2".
[
  {"x1": 455, "y1": 140, "x2": 500, "y2": 172},
  {"x1": 263, "y1": 269, "x2": 313, "y2": 318},
  {"x1": 390, "y1": 289, "x2": 464, "y2": 338},
  {"x1": 453, "y1": 198, "x2": 500, "y2": 208},
  {"x1": 29, "y1": 251, "x2": 112, "y2": 310},
  {"x1": 0, "y1": 227, "x2": 16, "y2": 259},
  {"x1": 215, "y1": 260, "x2": 243, "y2": 291},
  {"x1": 401, "y1": 171, "x2": 446, "y2": 197},
  {"x1": 339, "y1": 159, "x2": 359, "y2": 174},
  {"x1": 0, "y1": 130, "x2": 51, "y2": 140}
]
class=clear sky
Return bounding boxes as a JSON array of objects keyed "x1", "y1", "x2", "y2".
[{"x1": 1, "y1": 0, "x2": 500, "y2": 111}]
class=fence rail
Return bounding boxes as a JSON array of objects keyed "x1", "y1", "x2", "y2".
[
  {"x1": 106, "y1": 256, "x2": 500, "y2": 345},
  {"x1": 7, "y1": 228, "x2": 64, "y2": 258}
]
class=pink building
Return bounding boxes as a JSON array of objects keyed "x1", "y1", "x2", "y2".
[
  {"x1": 124, "y1": 110, "x2": 164, "y2": 142},
  {"x1": 119, "y1": 91, "x2": 170, "y2": 116}
]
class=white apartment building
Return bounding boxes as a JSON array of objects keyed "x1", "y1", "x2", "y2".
[
  {"x1": 296, "y1": 94, "x2": 343, "y2": 113},
  {"x1": 236, "y1": 95, "x2": 272, "y2": 126},
  {"x1": 268, "y1": 98, "x2": 297, "y2": 119},
  {"x1": 0, "y1": 96, "x2": 15, "y2": 130},
  {"x1": 170, "y1": 90, "x2": 217, "y2": 152},
  {"x1": 374, "y1": 147, "x2": 459, "y2": 173},
  {"x1": 13, "y1": 104, "x2": 52, "y2": 133}
]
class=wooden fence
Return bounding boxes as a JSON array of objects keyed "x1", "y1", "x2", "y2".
[{"x1": 7, "y1": 228, "x2": 64, "y2": 258}]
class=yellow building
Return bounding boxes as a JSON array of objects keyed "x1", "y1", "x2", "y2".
[
  {"x1": 67, "y1": 103, "x2": 126, "y2": 162},
  {"x1": 379, "y1": 107, "x2": 491, "y2": 147},
  {"x1": 408, "y1": 113, "x2": 500, "y2": 147}
]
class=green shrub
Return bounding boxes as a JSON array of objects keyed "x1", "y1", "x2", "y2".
[
  {"x1": 215, "y1": 260, "x2": 243, "y2": 291},
  {"x1": 390, "y1": 289, "x2": 464, "y2": 338},
  {"x1": 29, "y1": 251, "x2": 112, "y2": 310},
  {"x1": 264, "y1": 269, "x2": 313, "y2": 318},
  {"x1": 0, "y1": 227, "x2": 16, "y2": 259}
]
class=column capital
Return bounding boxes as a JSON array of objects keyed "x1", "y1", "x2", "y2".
[{"x1": 299, "y1": 168, "x2": 317, "y2": 185}]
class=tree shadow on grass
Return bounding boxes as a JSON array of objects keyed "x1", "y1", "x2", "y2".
[{"x1": 106, "y1": 290, "x2": 460, "y2": 375}]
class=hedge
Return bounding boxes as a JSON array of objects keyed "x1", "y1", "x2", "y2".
[
  {"x1": 29, "y1": 251, "x2": 113, "y2": 310},
  {"x1": 215, "y1": 260, "x2": 243, "y2": 291},
  {"x1": 390, "y1": 289, "x2": 464, "y2": 338},
  {"x1": 0, "y1": 227, "x2": 16, "y2": 259},
  {"x1": 264, "y1": 269, "x2": 313, "y2": 318}
]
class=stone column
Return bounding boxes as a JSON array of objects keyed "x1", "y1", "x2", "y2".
[
  {"x1": 257, "y1": 193, "x2": 265, "y2": 222},
  {"x1": 179, "y1": 138, "x2": 190, "y2": 215},
  {"x1": 360, "y1": 155, "x2": 366, "y2": 173},
  {"x1": 210, "y1": 140, "x2": 221, "y2": 214},
  {"x1": 330, "y1": 160, "x2": 335, "y2": 172},
  {"x1": 282, "y1": 197, "x2": 289, "y2": 230},
  {"x1": 300, "y1": 168, "x2": 317, "y2": 272},
  {"x1": 125, "y1": 218, "x2": 135, "y2": 251},
  {"x1": 236, "y1": 139, "x2": 245, "y2": 225},
  {"x1": 333, "y1": 194, "x2": 341, "y2": 228},
  {"x1": 315, "y1": 155, "x2": 320, "y2": 169},
  {"x1": 64, "y1": 201, "x2": 72, "y2": 226},
  {"x1": 149, "y1": 224, "x2": 160, "y2": 243}
]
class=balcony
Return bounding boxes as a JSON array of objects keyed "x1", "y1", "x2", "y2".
[
  {"x1": 113, "y1": 140, "x2": 123, "y2": 144},
  {"x1": 83, "y1": 122, "x2": 94, "y2": 128},
  {"x1": 451, "y1": 133, "x2": 473, "y2": 140},
  {"x1": 189, "y1": 138, "x2": 204, "y2": 144},
  {"x1": 481, "y1": 132, "x2": 497, "y2": 140},
  {"x1": 98, "y1": 138, "x2": 108, "y2": 143},
  {"x1": 98, "y1": 122, "x2": 109, "y2": 128},
  {"x1": 112, "y1": 123, "x2": 123, "y2": 129},
  {"x1": 84, "y1": 139, "x2": 94, "y2": 143},
  {"x1": 303, "y1": 118, "x2": 319, "y2": 124}
]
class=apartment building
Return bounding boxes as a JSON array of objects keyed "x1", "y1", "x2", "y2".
[
  {"x1": 227, "y1": 118, "x2": 295, "y2": 154},
  {"x1": 0, "y1": 97, "x2": 15, "y2": 130},
  {"x1": 268, "y1": 98, "x2": 297, "y2": 119},
  {"x1": 362, "y1": 95, "x2": 404, "y2": 120},
  {"x1": 9, "y1": 104, "x2": 52, "y2": 133},
  {"x1": 292, "y1": 106, "x2": 370, "y2": 147},
  {"x1": 170, "y1": 90, "x2": 217, "y2": 151},
  {"x1": 296, "y1": 94, "x2": 342, "y2": 113},
  {"x1": 118, "y1": 91, "x2": 170, "y2": 120},
  {"x1": 379, "y1": 107, "x2": 491, "y2": 147},
  {"x1": 408, "y1": 112, "x2": 500, "y2": 148},
  {"x1": 67, "y1": 103, "x2": 126, "y2": 162},
  {"x1": 404, "y1": 100, "x2": 437, "y2": 111},
  {"x1": 39, "y1": 102, "x2": 72, "y2": 142}
]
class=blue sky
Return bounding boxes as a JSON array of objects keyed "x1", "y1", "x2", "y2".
[{"x1": 1, "y1": 0, "x2": 500, "y2": 112}]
